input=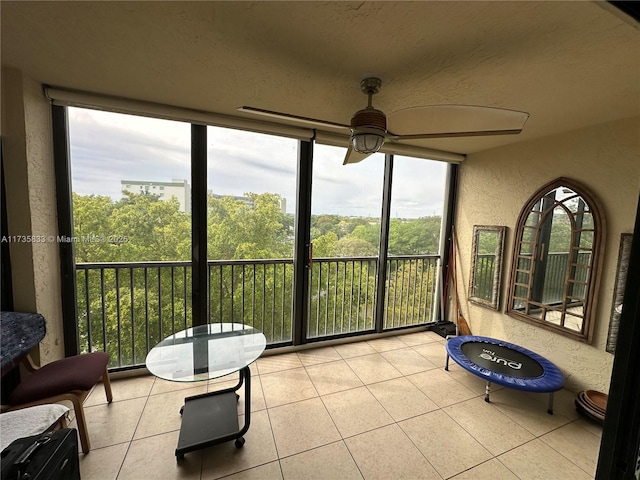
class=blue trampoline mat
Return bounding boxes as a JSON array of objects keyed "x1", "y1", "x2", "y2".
[{"x1": 446, "y1": 335, "x2": 564, "y2": 393}]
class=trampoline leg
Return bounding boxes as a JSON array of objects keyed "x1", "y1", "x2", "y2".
[
  {"x1": 445, "y1": 354, "x2": 450, "y2": 371},
  {"x1": 547, "y1": 393, "x2": 554, "y2": 415},
  {"x1": 485, "y1": 381, "x2": 491, "y2": 403}
]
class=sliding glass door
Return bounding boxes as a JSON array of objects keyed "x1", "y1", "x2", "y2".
[
  {"x1": 384, "y1": 156, "x2": 447, "y2": 329},
  {"x1": 307, "y1": 145, "x2": 385, "y2": 339},
  {"x1": 206, "y1": 127, "x2": 298, "y2": 344}
]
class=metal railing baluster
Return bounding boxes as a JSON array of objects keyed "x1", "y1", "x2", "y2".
[
  {"x1": 76, "y1": 255, "x2": 446, "y2": 367},
  {"x1": 115, "y1": 268, "x2": 122, "y2": 366}
]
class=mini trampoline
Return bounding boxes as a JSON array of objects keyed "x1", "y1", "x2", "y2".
[{"x1": 445, "y1": 335, "x2": 565, "y2": 414}]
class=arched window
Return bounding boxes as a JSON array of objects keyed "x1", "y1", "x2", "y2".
[{"x1": 506, "y1": 178, "x2": 605, "y2": 342}]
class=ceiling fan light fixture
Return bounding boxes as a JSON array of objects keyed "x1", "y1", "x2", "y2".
[
  {"x1": 350, "y1": 103, "x2": 387, "y2": 154},
  {"x1": 351, "y1": 127, "x2": 386, "y2": 154}
]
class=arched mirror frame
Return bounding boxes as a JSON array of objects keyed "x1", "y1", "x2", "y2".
[{"x1": 506, "y1": 177, "x2": 605, "y2": 343}]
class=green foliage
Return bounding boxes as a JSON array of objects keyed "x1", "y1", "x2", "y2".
[
  {"x1": 72, "y1": 191, "x2": 442, "y2": 367},
  {"x1": 312, "y1": 232, "x2": 338, "y2": 257},
  {"x1": 208, "y1": 193, "x2": 293, "y2": 260},
  {"x1": 388, "y1": 217, "x2": 441, "y2": 255},
  {"x1": 348, "y1": 224, "x2": 380, "y2": 252}
]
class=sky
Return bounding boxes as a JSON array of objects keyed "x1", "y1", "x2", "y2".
[{"x1": 68, "y1": 107, "x2": 447, "y2": 218}]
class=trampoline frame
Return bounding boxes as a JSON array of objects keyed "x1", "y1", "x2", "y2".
[{"x1": 445, "y1": 335, "x2": 565, "y2": 414}]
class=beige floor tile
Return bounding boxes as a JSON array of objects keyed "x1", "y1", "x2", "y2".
[
  {"x1": 208, "y1": 374, "x2": 266, "y2": 412},
  {"x1": 280, "y1": 441, "x2": 363, "y2": 480},
  {"x1": 257, "y1": 353, "x2": 303, "y2": 374},
  {"x1": 407, "y1": 369, "x2": 476, "y2": 407},
  {"x1": 411, "y1": 342, "x2": 449, "y2": 367},
  {"x1": 134, "y1": 385, "x2": 207, "y2": 439},
  {"x1": 261, "y1": 367, "x2": 318, "y2": 408},
  {"x1": 201, "y1": 410, "x2": 279, "y2": 479},
  {"x1": 296, "y1": 346, "x2": 342, "y2": 366},
  {"x1": 79, "y1": 443, "x2": 128, "y2": 480},
  {"x1": 118, "y1": 430, "x2": 202, "y2": 480},
  {"x1": 443, "y1": 397, "x2": 535, "y2": 455},
  {"x1": 86, "y1": 376, "x2": 151, "y2": 407},
  {"x1": 208, "y1": 369, "x2": 245, "y2": 386},
  {"x1": 81, "y1": 397, "x2": 147, "y2": 450},
  {"x1": 222, "y1": 461, "x2": 283, "y2": 480},
  {"x1": 400, "y1": 410, "x2": 492, "y2": 479},
  {"x1": 74, "y1": 332, "x2": 611, "y2": 480},
  {"x1": 397, "y1": 330, "x2": 440, "y2": 346},
  {"x1": 151, "y1": 377, "x2": 208, "y2": 395},
  {"x1": 443, "y1": 362, "x2": 504, "y2": 396},
  {"x1": 367, "y1": 377, "x2": 439, "y2": 421},
  {"x1": 381, "y1": 347, "x2": 438, "y2": 375},
  {"x1": 575, "y1": 416, "x2": 604, "y2": 438},
  {"x1": 344, "y1": 353, "x2": 402, "y2": 385},
  {"x1": 345, "y1": 424, "x2": 441, "y2": 480},
  {"x1": 489, "y1": 388, "x2": 572, "y2": 437},
  {"x1": 539, "y1": 420, "x2": 602, "y2": 476},
  {"x1": 305, "y1": 359, "x2": 363, "y2": 395},
  {"x1": 550, "y1": 388, "x2": 583, "y2": 421},
  {"x1": 366, "y1": 336, "x2": 407, "y2": 352},
  {"x1": 426, "y1": 331, "x2": 447, "y2": 342},
  {"x1": 268, "y1": 397, "x2": 341, "y2": 458},
  {"x1": 498, "y1": 438, "x2": 593, "y2": 480},
  {"x1": 334, "y1": 341, "x2": 377, "y2": 359},
  {"x1": 450, "y1": 459, "x2": 519, "y2": 479},
  {"x1": 322, "y1": 386, "x2": 394, "y2": 438}
]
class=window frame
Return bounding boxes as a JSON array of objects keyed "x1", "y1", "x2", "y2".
[{"x1": 53, "y1": 103, "x2": 456, "y2": 363}]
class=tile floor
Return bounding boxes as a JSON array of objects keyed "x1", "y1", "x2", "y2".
[{"x1": 75, "y1": 331, "x2": 603, "y2": 479}]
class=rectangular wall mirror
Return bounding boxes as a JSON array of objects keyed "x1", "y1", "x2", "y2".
[{"x1": 469, "y1": 225, "x2": 506, "y2": 310}]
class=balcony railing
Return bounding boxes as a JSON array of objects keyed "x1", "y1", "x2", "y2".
[{"x1": 75, "y1": 255, "x2": 441, "y2": 369}]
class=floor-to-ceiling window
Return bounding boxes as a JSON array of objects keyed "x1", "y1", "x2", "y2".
[
  {"x1": 384, "y1": 155, "x2": 447, "y2": 329},
  {"x1": 57, "y1": 102, "x2": 452, "y2": 369},
  {"x1": 68, "y1": 107, "x2": 191, "y2": 366},
  {"x1": 308, "y1": 145, "x2": 385, "y2": 338},
  {"x1": 206, "y1": 126, "x2": 298, "y2": 343}
]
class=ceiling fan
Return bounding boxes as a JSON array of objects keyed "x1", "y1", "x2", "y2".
[{"x1": 238, "y1": 77, "x2": 529, "y2": 165}]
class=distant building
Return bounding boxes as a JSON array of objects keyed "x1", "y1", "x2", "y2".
[{"x1": 121, "y1": 179, "x2": 191, "y2": 213}]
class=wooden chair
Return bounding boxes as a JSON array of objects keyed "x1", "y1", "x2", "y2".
[{"x1": 7, "y1": 352, "x2": 113, "y2": 453}]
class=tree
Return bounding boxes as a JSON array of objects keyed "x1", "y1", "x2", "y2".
[
  {"x1": 72, "y1": 193, "x2": 114, "y2": 262},
  {"x1": 335, "y1": 237, "x2": 377, "y2": 257},
  {"x1": 388, "y1": 216, "x2": 441, "y2": 255},
  {"x1": 71, "y1": 190, "x2": 443, "y2": 366}
]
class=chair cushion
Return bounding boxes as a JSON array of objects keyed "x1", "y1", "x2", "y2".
[{"x1": 10, "y1": 352, "x2": 109, "y2": 405}]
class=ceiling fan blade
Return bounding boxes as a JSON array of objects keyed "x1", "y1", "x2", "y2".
[
  {"x1": 343, "y1": 145, "x2": 373, "y2": 165},
  {"x1": 387, "y1": 105, "x2": 529, "y2": 138},
  {"x1": 238, "y1": 106, "x2": 350, "y2": 131},
  {"x1": 391, "y1": 128, "x2": 523, "y2": 141}
]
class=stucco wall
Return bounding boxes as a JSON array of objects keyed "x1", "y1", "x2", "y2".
[
  {"x1": 455, "y1": 115, "x2": 640, "y2": 393},
  {"x1": 1, "y1": 67, "x2": 64, "y2": 364}
]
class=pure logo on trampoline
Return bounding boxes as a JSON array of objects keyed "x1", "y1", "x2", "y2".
[{"x1": 479, "y1": 349, "x2": 522, "y2": 370}]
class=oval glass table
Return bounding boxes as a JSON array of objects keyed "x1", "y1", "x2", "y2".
[{"x1": 145, "y1": 323, "x2": 266, "y2": 460}]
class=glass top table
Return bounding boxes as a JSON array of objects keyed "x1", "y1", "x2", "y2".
[
  {"x1": 145, "y1": 322, "x2": 266, "y2": 382},
  {"x1": 145, "y1": 323, "x2": 266, "y2": 460}
]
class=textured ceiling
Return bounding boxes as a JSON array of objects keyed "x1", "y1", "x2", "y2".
[{"x1": 2, "y1": 1, "x2": 639, "y2": 155}]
